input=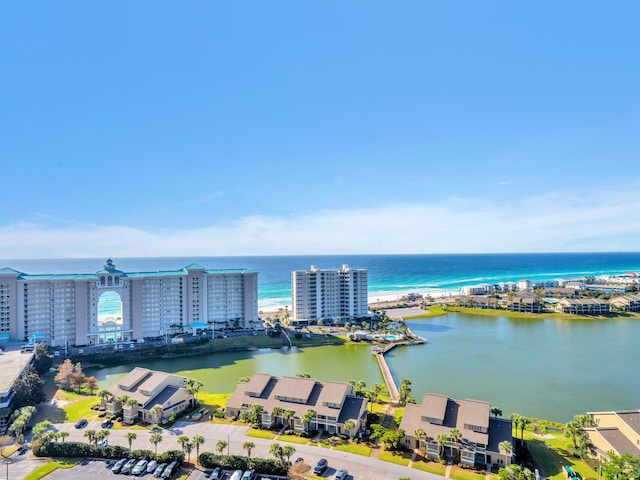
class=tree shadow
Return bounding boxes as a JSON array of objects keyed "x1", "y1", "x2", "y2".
[{"x1": 528, "y1": 438, "x2": 566, "y2": 478}]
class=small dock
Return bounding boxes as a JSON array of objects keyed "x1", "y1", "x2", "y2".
[{"x1": 372, "y1": 331, "x2": 425, "y2": 405}]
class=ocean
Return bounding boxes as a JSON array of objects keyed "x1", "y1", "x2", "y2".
[{"x1": 3, "y1": 252, "x2": 640, "y2": 311}]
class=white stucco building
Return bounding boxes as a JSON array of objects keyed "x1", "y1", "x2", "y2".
[
  {"x1": 292, "y1": 264, "x2": 368, "y2": 323},
  {"x1": 0, "y1": 259, "x2": 259, "y2": 347}
]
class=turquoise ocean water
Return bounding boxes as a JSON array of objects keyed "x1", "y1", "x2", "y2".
[{"x1": 4, "y1": 252, "x2": 640, "y2": 310}]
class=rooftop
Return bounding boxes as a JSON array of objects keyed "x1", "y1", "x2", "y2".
[{"x1": 0, "y1": 348, "x2": 33, "y2": 394}]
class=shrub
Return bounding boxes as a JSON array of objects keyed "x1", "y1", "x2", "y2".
[
  {"x1": 131, "y1": 449, "x2": 154, "y2": 460},
  {"x1": 157, "y1": 450, "x2": 185, "y2": 463}
]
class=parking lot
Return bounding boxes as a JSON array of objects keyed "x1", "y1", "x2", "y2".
[{"x1": 44, "y1": 459, "x2": 288, "y2": 480}]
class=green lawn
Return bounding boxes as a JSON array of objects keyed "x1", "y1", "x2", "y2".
[
  {"x1": 378, "y1": 450, "x2": 411, "y2": 466},
  {"x1": 277, "y1": 434, "x2": 311, "y2": 444},
  {"x1": 391, "y1": 407, "x2": 405, "y2": 430},
  {"x1": 22, "y1": 459, "x2": 79, "y2": 480},
  {"x1": 197, "y1": 392, "x2": 231, "y2": 412},
  {"x1": 61, "y1": 395, "x2": 101, "y2": 422},
  {"x1": 524, "y1": 432, "x2": 597, "y2": 480},
  {"x1": 403, "y1": 305, "x2": 450, "y2": 319},
  {"x1": 245, "y1": 428, "x2": 276, "y2": 439},
  {"x1": 412, "y1": 460, "x2": 447, "y2": 475},
  {"x1": 449, "y1": 466, "x2": 488, "y2": 480},
  {"x1": 333, "y1": 443, "x2": 371, "y2": 456}
]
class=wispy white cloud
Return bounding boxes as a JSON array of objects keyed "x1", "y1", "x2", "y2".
[
  {"x1": 191, "y1": 191, "x2": 225, "y2": 204},
  {"x1": 1, "y1": 188, "x2": 639, "y2": 258}
]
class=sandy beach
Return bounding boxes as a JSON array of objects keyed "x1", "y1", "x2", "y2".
[{"x1": 259, "y1": 289, "x2": 454, "y2": 319}]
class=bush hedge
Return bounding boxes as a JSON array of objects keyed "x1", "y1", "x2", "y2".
[{"x1": 32, "y1": 441, "x2": 184, "y2": 464}]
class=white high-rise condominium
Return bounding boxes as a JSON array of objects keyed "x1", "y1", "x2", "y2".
[
  {"x1": 292, "y1": 264, "x2": 368, "y2": 323},
  {"x1": 0, "y1": 259, "x2": 259, "y2": 347}
]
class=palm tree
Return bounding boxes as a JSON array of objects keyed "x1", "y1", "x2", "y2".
[
  {"x1": 436, "y1": 433, "x2": 449, "y2": 458},
  {"x1": 58, "y1": 431, "x2": 69, "y2": 443},
  {"x1": 573, "y1": 414, "x2": 595, "y2": 428},
  {"x1": 344, "y1": 419, "x2": 356, "y2": 437},
  {"x1": 184, "y1": 441, "x2": 193, "y2": 464},
  {"x1": 499, "y1": 440, "x2": 513, "y2": 462},
  {"x1": 491, "y1": 406, "x2": 503, "y2": 418},
  {"x1": 243, "y1": 441, "x2": 255, "y2": 463},
  {"x1": 98, "y1": 389, "x2": 111, "y2": 408},
  {"x1": 84, "y1": 429, "x2": 97, "y2": 447},
  {"x1": 271, "y1": 406, "x2": 283, "y2": 426},
  {"x1": 371, "y1": 383, "x2": 384, "y2": 403},
  {"x1": 126, "y1": 431, "x2": 137, "y2": 453},
  {"x1": 519, "y1": 417, "x2": 530, "y2": 439},
  {"x1": 126, "y1": 398, "x2": 138, "y2": 422},
  {"x1": 269, "y1": 442, "x2": 283, "y2": 465},
  {"x1": 283, "y1": 409, "x2": 295, "y2": 430},
  {"x1": 96, "y1": 429, "x2": 110, "y2": 447},
  {"x1": 187, "y1": 378, "x2": 204, "y2": 404},
  {"x1": 282, "y1": 445, "x2": 296, "y2": 464},
  {"x1": 449, "y1": 428, "x2": 462, "y2": 460},
  {"x1": 151, "y1": 405, "x2": 164, "y2": 424},
  {"x1": 302, "y1": 408, "x2": 316, "y2": 433},
  {"x1": 564, "y1": 421, "x2": 581, "y2": 448},
  {"x1": 510, "y1": 413, "x2": 522, "y2": 438},
  {"x1": 216, "y1": 440, "x2": 227, "y2": 455},
  {"x1": 150, "y1": 432, "x2": 163, "y2": 457},
  {"x1": 177, "y1": 434, "x2": 190, "y2": 453},
  {"x1": 192, "y1": 434, "x2": 205, "y2": 461},
  {"x1": 414, "y1": 428, "x2": 426, "y2": 452}
]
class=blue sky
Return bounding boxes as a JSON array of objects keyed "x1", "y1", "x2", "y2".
[{"x1": 1, "y1": 1, "x2": 639, "y2": 257}]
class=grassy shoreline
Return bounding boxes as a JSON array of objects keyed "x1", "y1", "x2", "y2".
[{"x1": 403, "y1": 305, "x2": 640, "y2": 321}]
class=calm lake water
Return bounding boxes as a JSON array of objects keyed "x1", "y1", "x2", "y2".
[{"x1": 91, "y1": 313, "x2": 640, "y2": 423}]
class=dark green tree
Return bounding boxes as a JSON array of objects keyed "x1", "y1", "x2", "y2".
[
  {"x1": 12, "y1": 365, "x2": 45, "y2": 408},
  {"x1": 33, "y1": 344, "x2": 53, "y2": 375}
]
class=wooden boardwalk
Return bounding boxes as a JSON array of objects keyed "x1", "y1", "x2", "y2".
[{"x1": 373, "y1": 335, "x2": 425, "y2": 405}]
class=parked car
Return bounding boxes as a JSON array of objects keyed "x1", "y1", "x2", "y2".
[
  {"x1": 229, "y1": 471, "x2": 243, "y2": 480},
  {"x1": 153, "y1": 463, "x2": 167, "y2": 477},
  {"x1": 161, "y1": 460, "x2": 178, "y2": 479},
  {"x1": 97, "y1": 437, "x2": 108, "y2": 448},
  {"x1": 131, "y1": 459, "x2": 148, "y2": 476},
  {"x1": 336, "y1": 469, "x2": 349, "y2": 480},
  {"x1": 101, "y1": 418, "x2": 113, "y2": 428},
  {"x1": 241, "y1": 470, "x2": 254, "y2": 480},
  {"x1": 74, "y1": 418, "x2": 88, "y2": 428},
  {"x1": 112, "y1": 458, "x2": 128, "y2": 474},
  {"x1": 146, "y1": 460, "x2": 158, "y2": 474},
  {"x1": 209, "y1": 467, "x2": 222, "y2": 479},
  {"x1": 313, "y1": 458, "x2": 328, "y2": 475},
  {"x1": 121, "y1": 458, "x2": 137, "y2": 475},
  {"x1": 294, "y1": 457, "x2": 304, "y2": 464}
]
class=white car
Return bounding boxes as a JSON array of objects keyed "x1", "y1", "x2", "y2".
[
  {"x1": 147, "y1": 460, "x2": 158, "y2": 474},
  {"x1": 131, "y1": 459, "x2": 148, "y2": 476}
]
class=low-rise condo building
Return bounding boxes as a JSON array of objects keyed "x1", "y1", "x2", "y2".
[
  {"x1": 226, "y1": 373, "x2": 368, "y2": 437},
  {"x1": 609, "y1": 294, "x2": 640, "y2": 312},
  {"x1": 506, "y1": 294, "x2": 542, "y2": 313},
  {"x1": 583, "y1": 410, "x2": 640, "y2": 460},
  {"x1": 400, "y1": 393, "x2": 513, "y2": 469},
  {"x1": 292, "y1": 264, "x2": 368, "y2": 324},
  {"x1": 554, "y1": 298, "x2": 610, "y2": 315},
  {"x1": 0, "y1": 259, "x2": 258, "y2": 347},
  {"x1": 104, "y1": 367, "x2": 193, "y2": 424}
]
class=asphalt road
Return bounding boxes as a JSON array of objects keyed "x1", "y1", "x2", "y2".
[{"x1": 53, "y1": 420, "x2": 445, "y2": 480}]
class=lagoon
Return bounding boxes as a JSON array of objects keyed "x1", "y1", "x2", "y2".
[{"x1": 91, "y1": 313, "x2": 640, "y2": 423}]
